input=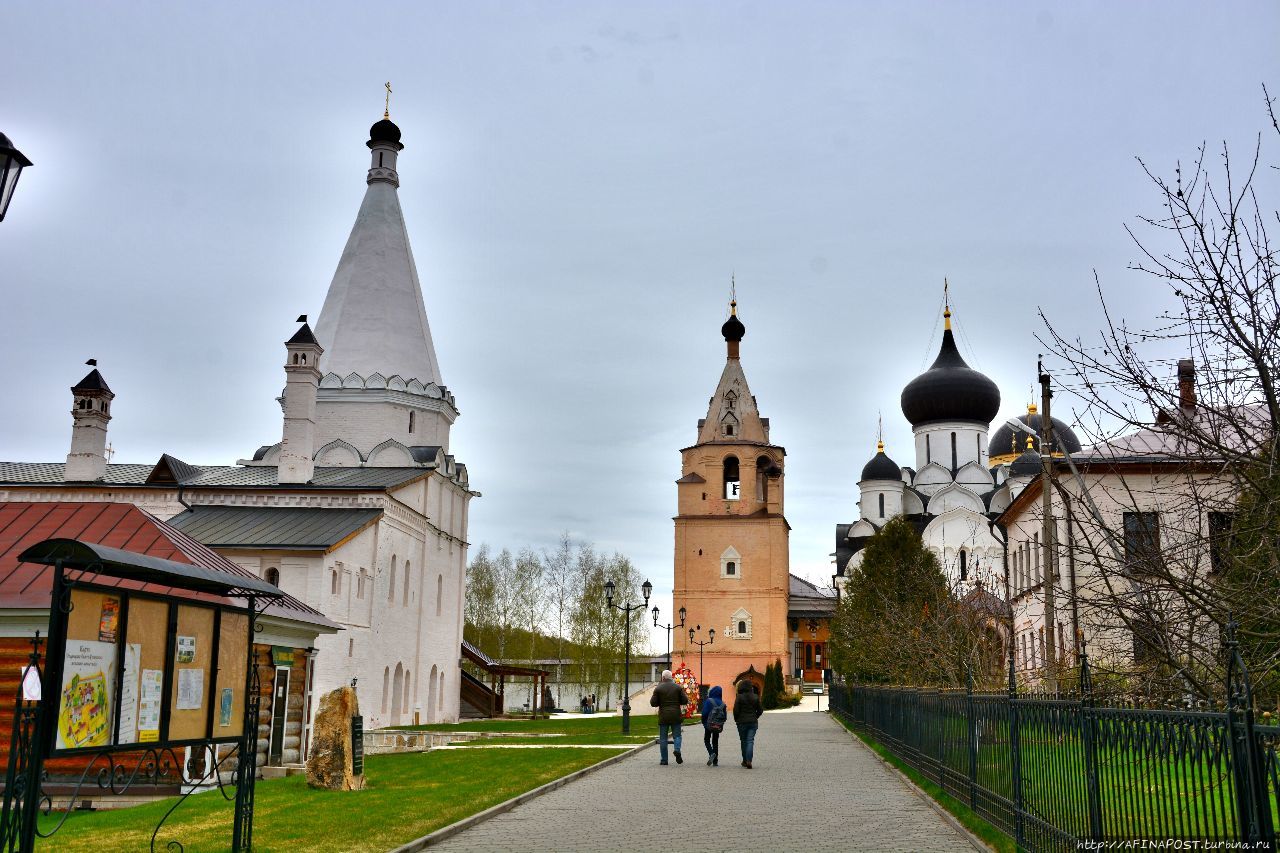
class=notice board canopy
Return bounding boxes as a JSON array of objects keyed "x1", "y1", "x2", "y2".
[{"x1": 17, "y1": 538, "x2": 281, "y2": 598}]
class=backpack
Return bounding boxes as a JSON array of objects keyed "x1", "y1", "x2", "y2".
[{"x1": 707, "y1": 699, "x2": 727, "y2": 732}]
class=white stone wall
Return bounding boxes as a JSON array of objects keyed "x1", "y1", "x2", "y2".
[{"x1": 913, "y1": 422, "x2": 989, "y2": 472}]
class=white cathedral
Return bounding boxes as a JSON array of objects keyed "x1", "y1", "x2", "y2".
[
  {"x1": 0, "y1": 111, "x2": 475, "y2": 729},
  {"x1": 834, "y1": 303, "x2": 1080, "y2": 603}
]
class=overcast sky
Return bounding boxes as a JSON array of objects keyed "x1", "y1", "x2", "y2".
[{"x1": 4, "y1": 2, "x2": 1278, "y2": 646}]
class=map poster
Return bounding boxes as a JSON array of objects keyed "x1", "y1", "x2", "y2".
[
  {"x1": 98, "y1": 596, "x2": 120, "y2": 643},
  {"x1": 117, "y1": 643, "x2": 142, "y2": 744},
  {"x1": 56, "y1": 640, "x2": 117, "y2": 750},
  {"x1": 219, "y1": 687, "x2": 234, "y2": 727},
  {"x1": 177, "y1": 668, "x2": 203, "y2": 711},
  {"x1": 176, "y1": 635, "x2": 196, "y2": 664},
  {"x1": 137, "y1": 669, "x2": 163, "y2": 741}
]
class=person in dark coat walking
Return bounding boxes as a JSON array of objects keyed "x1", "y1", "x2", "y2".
[
  {"x1": 732, "y1": 680, "x2": 763, "y2": 768},
  {"x1": 699, "y1": 685, "x2": 726, "y2": 766},
  {"x1": 649, "y1": 669, "x2": 689, "y2": 765}
]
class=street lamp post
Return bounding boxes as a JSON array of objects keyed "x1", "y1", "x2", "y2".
[
  {"x1": 688, "y1": 625, "x2": 715, "y2": 691},
  {"x1": 0, "y1": 133, "x2": 33, "y2": 222},
  {"x1": 652, "y1": 605, "x2": 686, "y2": 669},
  {"x1": 605, "y1": 578, "x2": 652, "y2": 735}
]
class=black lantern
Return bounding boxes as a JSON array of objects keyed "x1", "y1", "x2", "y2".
[
  {"x1": 604, "y1": 579, "x2": 615, "y2": 606},
  {"x1": 0, "y1": 133, "x2": 32, "y2": 223},
  {"x1": 641, "y1": 579, "x2": 653, "y2": 602}
]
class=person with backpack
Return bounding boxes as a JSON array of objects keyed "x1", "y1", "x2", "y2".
[
  {"x1": 700, "y1": 685, "x2": 726, "y2": 766},
  {"x1": 732, "y1": 680, "x2": 763, "y2": 769}
]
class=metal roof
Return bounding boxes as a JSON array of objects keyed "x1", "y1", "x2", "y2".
[
  {"x1": 0, "y1": 462, "x2": 430, "y2": 491},
  {"x1": 168, "y1": 506, "x2": 381, "y2": 550},
  {"x1": 0, "y1": 502, "x2": 338, "y2": 630}
]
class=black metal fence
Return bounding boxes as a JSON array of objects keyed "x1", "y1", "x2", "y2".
[{"x1": 830, "y1": 661, "x2": 1279, "y2": 851}]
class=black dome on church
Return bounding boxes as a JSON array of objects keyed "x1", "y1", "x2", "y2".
[
  {"x1": 989, "y1": 410, "x2": 1083, "y2": 460},
  {"x1": 369, "y1": 118, "x2": 403, "y2": 146},
  {"x1": 1009, "y1": 447, "x2": 1043, "y2": 477},
  {"x1": 722, "y1": 312, "x2": 745, "y2": 342},
  {"x1": 900, "y1": 327, "x2": 1001, "y2": 427},
  {"x1": 860, "y1": 446, "x2": 901, "y2": 482}
]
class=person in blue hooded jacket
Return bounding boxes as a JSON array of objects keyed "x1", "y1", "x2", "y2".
[{"x1": 699, "y1": 685, "x2": 727, "y2": 766}]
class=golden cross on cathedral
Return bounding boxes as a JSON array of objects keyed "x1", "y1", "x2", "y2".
[{"x1": 384, "y1": 81, "x2": 392, "y2": 119}]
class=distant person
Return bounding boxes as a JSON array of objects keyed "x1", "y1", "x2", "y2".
[
  {"x1": 580, "y1": 695, "x2": 588, "y2": 714},
  {"x1": 700, "y1": 685, "x2": 726, "y2": 766},
  {"x1": 649, "y1": 669, "x2": 689, "y2": 765},
  {"x1": 733, "y1": 680, "x2": 763, "y2": 769},
  {"x1": 589, "y1": 693, "x2": 597, "y2": 714}
]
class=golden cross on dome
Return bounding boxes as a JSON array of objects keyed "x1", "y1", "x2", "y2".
[
  {"x1": 943, "y1": 278, "x2": 952, "y2": 330},
  {"x1": 384, "y1": 81, "x2": 393, "y2": 119},
  {"x1": 876, "y1": 412, "x2": 884, "y2": 452},
  {"x1": 730, "y1": 272, "x2": 737, "y2": 315}
]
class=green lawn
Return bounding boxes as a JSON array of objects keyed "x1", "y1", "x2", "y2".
[
  {"x1": 448, "y1": 732, "x2": 656, "y2": 746},
  {"x1": 40, "y1": 747, "x2": 618, "y2": 852}
]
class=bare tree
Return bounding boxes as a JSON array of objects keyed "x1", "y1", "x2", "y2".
[
  {"x1": 1038, "y1": 86, "x2": 1280, "y2": 700},
  {"x1": 542, "y1": 532, "x2": 576, "y2": 704}
]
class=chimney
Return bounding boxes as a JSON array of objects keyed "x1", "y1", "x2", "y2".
[
  {"x1": 1178, "y1": 359, "x2": 1196, "y2": 411},
  {"x1": 65, "y1": 361, "x2": 114, "y2": 482},
  {"x1": 279, "y1": 316, "x2": 323, "y2": 484}
]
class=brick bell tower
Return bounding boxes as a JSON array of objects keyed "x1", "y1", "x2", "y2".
[{"x1": 673, "y1": 295, "x2": 790, "y2": 695}]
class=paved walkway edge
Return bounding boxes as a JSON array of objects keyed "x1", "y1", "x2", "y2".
[
  {"x1": 387, "y1": 739, "x2": 658, "y2": 852},
  {"x1": 826, "y1": 713, "x2": 992, "y2": 853}
]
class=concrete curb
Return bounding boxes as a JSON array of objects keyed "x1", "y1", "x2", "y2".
[
  {"x1": 825, "y1": 714, "x2": 992, "y2": 853},
  {"x1": 386, "y1": 739, "x2": 657, "y2": 852}
]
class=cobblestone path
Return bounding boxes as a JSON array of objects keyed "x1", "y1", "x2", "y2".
[{"x1": 431, "y1": 711, "x2": 974, "y2": 852}]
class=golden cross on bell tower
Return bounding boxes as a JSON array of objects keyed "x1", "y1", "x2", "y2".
[
  {"x1": 729, "y1": 272, "x2": 737, "y2": 316},
  {"x1": 384, "y1": 81, "x2": 393, "y2": 119},
  {"x1": 943, "y1": 277, "x2": 952, "y2": 330}
]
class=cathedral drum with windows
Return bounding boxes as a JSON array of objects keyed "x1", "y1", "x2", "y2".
[{"x1": 673, "y1": 300, "x2": 792, "y2": 693}]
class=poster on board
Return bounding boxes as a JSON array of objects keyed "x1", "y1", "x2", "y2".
[
  {"x1": 138, "y1": 669, "x2": 163, "y2": 742},
  {"x1": 176, "y1": 636, "x2": 196, "y2": 664},
  {"x1": 56, "y1": 640, "x2": 117, "y2": 750},
  {"x1": 219, "y1": 688, "x2": 234, "y2": 727},
  {"x1": 117, "y1": 643, "x2": 142, "y2": 744},
  {"x1": 98, "y1": 597, "x2": 120, "y2": 643},
  {"x1": 176, "y1": 668, "x2": 203, "y2": 711}
]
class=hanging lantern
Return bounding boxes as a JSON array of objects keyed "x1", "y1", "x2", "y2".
[{"x1": 0, "y1": 133, "x2": 32, "y2": 223}]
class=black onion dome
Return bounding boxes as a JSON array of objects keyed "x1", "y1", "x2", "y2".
[
  {"x1": 1009, "y1": 448, "x2": 1042, "y2": 477},
  {"x1": 368, "y1": 118, "x2": 404, "y2": 149},
  {"x1": 860, "y1": 447, "x2": 901, "y2": 482},
  {"x1": 900, "y1": 328, "x2": 1000, "y2": 427},
  {"x1": 721, "y1": 313, "x2": 745, "y2": 342},
  {"x1": 988, "y1": 411, "x2": 1082, "y2": 459}
]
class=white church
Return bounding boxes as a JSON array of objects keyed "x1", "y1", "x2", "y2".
[
  {"x1": 834, "y1": 301, "x2": 1080, "y2": 604},
  {"x1": 0, "y1": 111, "x2": 475, "y2": 729}
]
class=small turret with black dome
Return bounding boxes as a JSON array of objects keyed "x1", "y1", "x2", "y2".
[
  {"x1": 860, "y1": 441, "x2": 901, "y2": 482},
  {"x1": 722, "y1": 295, "x2": 746, "y2": 359},
  {"x1": 368, "y1": 117, "x2": 403, "y2": 150},
  {"x1": 1008, "y1": 435, "x2": 1042, "y2": 477},
  {"x1": 900, "y1": 305, "x2": 1000, "y2": 427}
]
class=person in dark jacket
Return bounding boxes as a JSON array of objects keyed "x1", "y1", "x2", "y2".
[
  {"x1": 732, "y1": 680, "x2": 763, "y2": 768},
  {"x1": 699, "y1": 685, "x2": 726, "y2": 766},
  {"x1": 649, "y1": 669, "x2": 689, "y2": 765}
]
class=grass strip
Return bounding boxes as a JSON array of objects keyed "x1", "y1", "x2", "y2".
[
  {"x1": 833, "y1": 714, "x2": 1013, "y2": 853},
  {"x1": 41, "y1": 747, "x2": 618, "y2": 852}
]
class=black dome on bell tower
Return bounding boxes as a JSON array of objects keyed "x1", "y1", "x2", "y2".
[{"x1": 900, "y1": 317, "x2": 1001, "y2": 428}]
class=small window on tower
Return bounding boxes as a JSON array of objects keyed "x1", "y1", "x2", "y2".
[
  {"x1": 409, "y1": 411, "x2": 415, "y2": 434},
  {"x1": 726, "y1": 424, "x2": 734, "y2": 436},
  {"x1": 726, "y1": 561, "x2": 736, "y2": 576},
  {"x1": 878, "y1": 493, "x2": 885, "y2": 519},
  {"x1": 738, "y1": 620, "x2": 747, "y2": 635},
  {"x1": 723, "y1": 456, "x2": 740, "y2": 500},
  {"x1": 265, "y1": 567, "x2": 280, "y2": 587}
]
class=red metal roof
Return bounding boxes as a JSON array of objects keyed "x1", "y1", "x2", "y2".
[{"x1": 0, "y1": 502, "x2": 336, "y2": 630}]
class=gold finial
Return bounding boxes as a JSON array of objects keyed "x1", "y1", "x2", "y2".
[
  {"x1": 730, "y1": 273, "x2": 737, "y2": 316},
  {"x1": 943, "y1": 278, "x2": 952, "y2": 331},
  {"x1": 876, "y1": 412, "x2": 883, "y2": 452},
  {"x1": 1026, "y1": 434, "x2": 1035, "y2": 451},
  {"x1": 876, "y1": 439, "x2": 885, "y2": 453},
  {"x1": 384, "y1": 81, "x2": 393, "y2": 119},
  {"x1": 1027, "y1": 402, "x2": 1038, "y2": 415}
]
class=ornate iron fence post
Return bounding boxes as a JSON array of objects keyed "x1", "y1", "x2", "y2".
[
  {"x1": 1079, "y1": 650, "x2": 1103, "y2": 841},
  {"x1": 966, "y1": 666, "x2": 977, "y2": 811},
  {"x1": 232, "y1": 597, "x2": 262, "y2": 853},
  {"x1": 1223, "y1": 620, "x2": 1274, "y2": 845},
  {"x1": 1007, "y1": 647, "x2": 1025, "y2": 848}
]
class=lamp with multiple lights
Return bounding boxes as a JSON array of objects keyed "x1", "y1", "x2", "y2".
[{"x1": 604, "y1": 577, "x2": 652, "y2": 734}]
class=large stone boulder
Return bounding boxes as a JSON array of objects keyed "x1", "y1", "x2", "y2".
[{"x1": 305, "y1": 686, "x2": 365, "y2": 790}]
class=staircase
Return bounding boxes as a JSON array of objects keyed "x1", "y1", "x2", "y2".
[{"x1": 460, "y1": 670, "x2": 498, "y2": 719}]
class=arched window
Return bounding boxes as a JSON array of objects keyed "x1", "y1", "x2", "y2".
[
  {"x1": 755, "y1": 455, "x2": 771, "y2": 501},
  {"x1": 723, "y1": 456, "x2": 740, "y2": 500},
  {"x1": 403, "y1": 671, "x2": 411, "y2": 714},
  {"x1": 389, "y1": 557, "x2": 397, "y2": 602},
  {"x1": 958, "y1": 550, "x2": 968, "y2": 582},
  {"x1": 391, "y1": 663, "x2": 404, "y2": 722},
  {"x1": 925, "y1": 433, "x2": 931, "y2": 464},
  {"x1": 730, "y1": 608, "x2": 752, "y2": 638},
  {"x1": 403, "y1": 560, "x2": 410, "y2": 605},
  {"x1": 381, "y1": 666, "x2": 390, "y2": 714},
  {"x1": 265, "y1": 567, "x2": 280, "y2": 587},
  {"x1": 738, "y1": 620, "x2": 747, "y2": 634},
  {"x1": 356, "y1": 568, "x2": 367, "y2": 599},
  {"x1": 721, "y1": 547, "x2": 741, "y2": 579},
  {"x1": 951, "y1": 432, "x2": 958, "y2": 470},
  {"x1": 436, "y1": 574, "x2": 443, "y2": 616},
  {"x1": 409, "y1": 411, "x2": 415, "y2": 433},
  {"x1": 878, "y1": 493, "x2": 885, "y2": 519}
]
